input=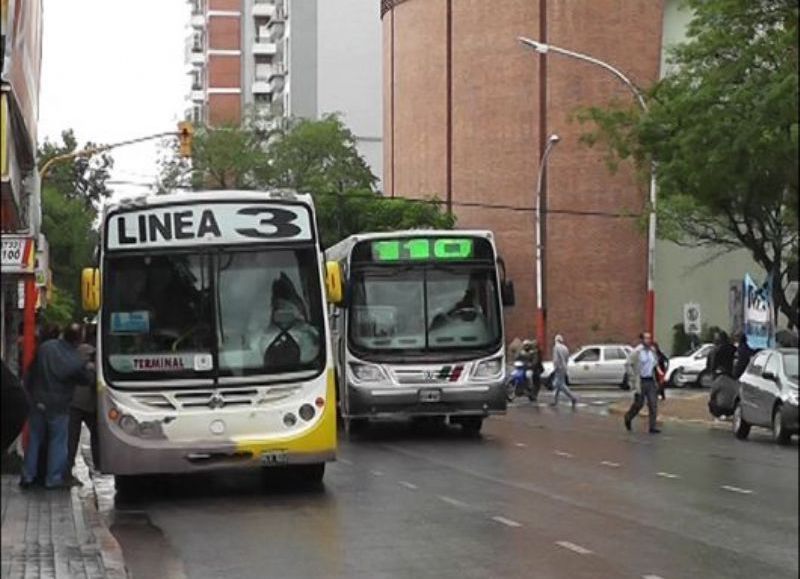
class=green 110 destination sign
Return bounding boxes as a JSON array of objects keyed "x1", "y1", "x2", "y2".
[{"x1": 371, "y1": 238, "x2": 475, "y2": 262}]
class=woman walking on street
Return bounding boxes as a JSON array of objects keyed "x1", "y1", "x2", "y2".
[{"x1": 550, "y1": 334, "x2": 578, "y2": 408}]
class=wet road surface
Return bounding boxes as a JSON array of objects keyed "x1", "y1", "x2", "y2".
[{"x1": 101, "y1": 391, "x2": 798, "y2": 579}]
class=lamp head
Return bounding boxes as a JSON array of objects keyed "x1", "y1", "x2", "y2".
[{"x1": 549, "y1": 134, "x2": 561, "y2": 143}]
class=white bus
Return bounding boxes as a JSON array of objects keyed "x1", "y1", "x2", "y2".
[
  {"x1": 81, "y1": 191, "x2": 342, "y2": 487},
  {"x1": 326, "y1": 230, "x2": 515, "y2": 434}
]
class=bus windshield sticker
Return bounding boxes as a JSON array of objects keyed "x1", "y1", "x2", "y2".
[
  {"x1": 194, "y1": 353, "x2": 213, "y2": 372},
  {"x1": 109, "y1": 353, "x2": 207, "y2": 373},
  {"x1": 110, "y1": 311, "x2": 150, "y2": 334},
  {"x1": 372, "y1": 238, "x2": 474, "y2": 262},
  {"x1": 106, "y1": 202, "x2": 313, "y2": 250}
]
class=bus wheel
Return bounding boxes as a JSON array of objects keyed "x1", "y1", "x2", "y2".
[{"x1": 460, "y1": 417, "x2": 483, "y2": 436}]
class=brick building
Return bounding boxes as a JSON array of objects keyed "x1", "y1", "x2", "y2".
[{"x1": 381, "y1": 0, "x2": 671, "y2": 350}]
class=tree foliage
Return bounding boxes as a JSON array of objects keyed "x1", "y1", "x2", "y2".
[
  {"x1": 38, "y1": 130, "x2": 112, "y2": 318},
  {"x1": 157, "y1": 113, "x2": 454, "y2": 247},
  {"x1": 577, "y1": 0, "x2": 798, "y2": 327}
]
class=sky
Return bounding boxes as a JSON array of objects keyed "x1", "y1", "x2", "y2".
[{"x1": 38, "y1": 0, "x2": 191, "y2": 203}]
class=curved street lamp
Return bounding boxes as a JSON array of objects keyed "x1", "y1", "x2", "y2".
[
  {"x1": 519, "y1": 36, "x2": 658, "y2": 337},
  {"x1": 535, "y1": 134, "x2": 561, "y2": 348}
]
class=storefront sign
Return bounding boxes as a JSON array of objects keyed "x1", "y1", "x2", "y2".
[{"x1": 1, "y1": 234, "x2": 35, "y2": 273}]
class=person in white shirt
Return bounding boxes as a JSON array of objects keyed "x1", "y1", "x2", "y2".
[{"x1": 623, "y1": 332, "x2": 661, "y2": 433}]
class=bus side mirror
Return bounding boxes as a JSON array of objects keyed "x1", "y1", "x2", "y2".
[
  {"x1": 81, "y1": 268, "x2": 101, "y2": 312},
  {"x1": 325, "y1": 261, "x2": 343, "y2": 305},
  {"x1": 501, "y1": 280, "x2": 515, "y2": 307}
]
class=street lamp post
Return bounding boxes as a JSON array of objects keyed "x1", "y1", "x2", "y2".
[
  {"x1": 519, "y1": 37, "x2": 658, "y2": 337},
  {"x1": 535, "y1": 134, "x2": 560, "y2": 348}
]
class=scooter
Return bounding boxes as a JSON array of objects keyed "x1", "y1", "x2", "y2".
[{"x1": 505, "y1": 361, "x2": 535, "y2": 402}]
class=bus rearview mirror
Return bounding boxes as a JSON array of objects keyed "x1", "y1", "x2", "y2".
[
  {"x1": 325, "y1": 261, "x2": 343, "y2": 305},
  {"x1": 81, "y1": 268, "x2": 101, "y2": 312}
]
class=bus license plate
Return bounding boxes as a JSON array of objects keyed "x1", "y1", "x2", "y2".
[
  {"x1": 419, "y1": 388, "x2": 441, "y2": 403},
  {"x1": 260, "y1": 451, "x2": 288, "y2": 466}
]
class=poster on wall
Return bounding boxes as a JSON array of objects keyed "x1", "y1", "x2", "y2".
[{"x1": 743, "y1": 273, "x2": 774, "y2": 350}]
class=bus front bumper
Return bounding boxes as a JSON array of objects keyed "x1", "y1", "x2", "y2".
[{"x1": 344, "y1": 381, "x2": 506, "y2": 418}]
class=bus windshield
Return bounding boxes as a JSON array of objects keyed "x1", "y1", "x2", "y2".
[
  {"x1": 104, "y1": 247, "x2": 324, "y2": 382},
  {"x1": 348, "y1": 265, "x2": 502, "y2": 357}
]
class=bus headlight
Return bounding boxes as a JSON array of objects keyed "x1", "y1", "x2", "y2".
[
  {"x1": 349, "y1": 363, "x2": 386, "y2": 383},
  {"x1": 473, "y1": 357, "x2": 503, "y2": 379}
]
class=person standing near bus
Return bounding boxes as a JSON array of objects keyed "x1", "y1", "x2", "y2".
[
  {"x1": 550, "y1": 334, "x2": 578, "y2": 408},
  {"x1": 20, "y1": 323, "x2": 93, "y2": 490},
  {"x1": 67, "y1": 323, "x2": 99, "y2": 484}
]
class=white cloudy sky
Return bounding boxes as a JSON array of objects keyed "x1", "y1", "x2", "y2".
[{"x1": 38, "y1": 0, "x2": 190, "y2": 202}]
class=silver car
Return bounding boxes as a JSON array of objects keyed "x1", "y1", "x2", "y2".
[{"x1": 541, "y1": 344, "x2": 634, "y2": 388}]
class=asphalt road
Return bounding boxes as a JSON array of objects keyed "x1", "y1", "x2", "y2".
[{"x1": 101, "y1": 390, "x2": 799, "y2": 579}]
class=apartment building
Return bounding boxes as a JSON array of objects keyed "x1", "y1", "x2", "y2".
[{"x1": 185, "y1": 0, "x2": 383, "y2": 183}]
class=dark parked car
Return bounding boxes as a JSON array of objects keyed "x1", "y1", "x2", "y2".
[{"x1": 732, "y1": 348, "x2": 798, "y2": 445}]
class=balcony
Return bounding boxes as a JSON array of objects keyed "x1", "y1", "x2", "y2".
[
  {"x1": 190, "y1": 48, "x2": 205, "y2": 65},
  {"x1": 253, "y1": 1, "x2": 276, "y2": 19},
  {"x1": 268, "y1": 63, "x2": 285, "y2": 80},
  {"x1": 191, "y1": 13, "x2": 205, "y2": 27},
  {"x1": 252, "y1": 39, "x2": 277, "y2": 56},
  {"x1": 252, "y1": 80, "x2": 271, "y2": 94},
  {"x1": 191, "y1": 87, "x2": 205, "y2": 101}
]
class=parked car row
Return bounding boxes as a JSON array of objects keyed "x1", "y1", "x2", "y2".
[{"x1": 708, "y1": 348, "x2": 798, "y2": 445}]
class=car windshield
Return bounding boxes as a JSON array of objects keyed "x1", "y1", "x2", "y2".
[
  {"x1": 349, "y1": 265, "x2": 502, "y2": 357},
  {"x1": 104, "y1": 248, "x2": 324, "y2": 381},
  {"x1": 783, "y1": 353, "x2": 798, "y2": 383}
]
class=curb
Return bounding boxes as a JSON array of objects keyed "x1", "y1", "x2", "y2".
[{"x1": 74, "y1": 454, "x2": 128, "y2": 578}]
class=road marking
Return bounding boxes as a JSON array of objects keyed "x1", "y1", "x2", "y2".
[
  {"x1": 555, "y1": 541, "x2": 593, "y2": 555},
  {"x1": 337, "y1": 458, "x2": 353, "y2": 466},
  {"x1": 370, "y1": 470, "x2": 384, "y2": 477},
  {"x1": 438, "y1": 495, "x2": 469, "y2": 508},
  {"x1": 721, "y1": 485, "x2": 754, "y2": 495},
  {"x1": 600, "y1": 460, "x2": 621, "y2": 468},
  {"x1": 398, "y1": 481, "x2": 418, "y2": 490},
  {"x1": 656, "y1": 472, "x2": 680, "y2": 479},
  {"x1": 554, "y1": 450, "x2": 574, "y2": 458},
  {"x1": 514, "y1": 442, "x2": 527, "y2": 448},
  {"x1": 643, "y1": 575, "x2": 665, "y2": 579},
  {"x1": 492, "y1": 516, "x2": 522, "y2": 528}
]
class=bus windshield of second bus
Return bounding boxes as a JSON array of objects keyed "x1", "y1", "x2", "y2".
[{"x1": 348, "y1": 242, "x2": 503, "y2": 360}]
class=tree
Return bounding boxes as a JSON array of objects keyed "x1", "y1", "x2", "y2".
[
  {"x1": 578, "y1": 0, "x2": 798, "y2": 328},
  {"x1": 157, "y1": 114, "x2": 454, "y2": 247},
  {"x1": 38, "y1": 130, "x2": 112, "y2": 318}
]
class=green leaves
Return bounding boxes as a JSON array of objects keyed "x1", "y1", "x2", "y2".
[{"x1": 577, "y1": 0, "x2": 799, "y2": 326}]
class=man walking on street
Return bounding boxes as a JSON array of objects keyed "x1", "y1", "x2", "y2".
[
  {"x1": 67, "y1": 323, "x2": 99, "y2": 484},
  {"x1": 551, "y1": 334, "x2": 578, "y2": 408},
  {"x1": 20, "y1": 323, "x2": 93, "y2": 489},
  {"x1": 624, "y1": 332, "x2": 660, "y2": 434}
]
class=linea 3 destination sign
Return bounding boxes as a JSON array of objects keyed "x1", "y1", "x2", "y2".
[{"x1": 106, "y1": 202, "x2": 313, "y2": 249}]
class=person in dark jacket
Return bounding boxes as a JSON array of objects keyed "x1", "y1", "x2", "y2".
[
  {"x1": 732, "y1": 333, "x2": 754, "y2": 379},
  {"x1": 20, "y1": 323, "x2": 93, "y2": 489},
  {"x1": 653, "y1": 342, "x2": 669, "y2": 401},
  {"x1": 712, "y1": 331, "x2": 736, "y2": 377},
  {"x1": 67, "y1": 323, "x2": 99, "y2": 483},
  {"x1": 1, "y1": 359, "x2": 29, "y2": 453}
]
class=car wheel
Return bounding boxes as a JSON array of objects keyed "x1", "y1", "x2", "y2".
[
  {"x1": 732, "y1": 402, "x2": 751, "y2": 440},
  {"x1": 697, "y1": 370, "x2": 713, "y2": 389},
  {"x1": 772, "y1": 406, "x2": 792, "y2": 445}
]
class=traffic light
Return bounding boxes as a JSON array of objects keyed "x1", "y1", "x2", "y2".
[{"x1": 178, "y1": 121, "x2": 194, "y2": 158}]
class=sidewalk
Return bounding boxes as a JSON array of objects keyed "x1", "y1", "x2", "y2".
[{"x1": 1, "y1": 451, "x2": 127, "y2": 579}]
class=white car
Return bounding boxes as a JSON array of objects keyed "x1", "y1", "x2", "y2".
[
  {"x1": 541, "y1": 344, "x2": 634, "y2": 388},
  {"x1": 664, "y1": 343, "x2": 714, "y2": 388}
]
